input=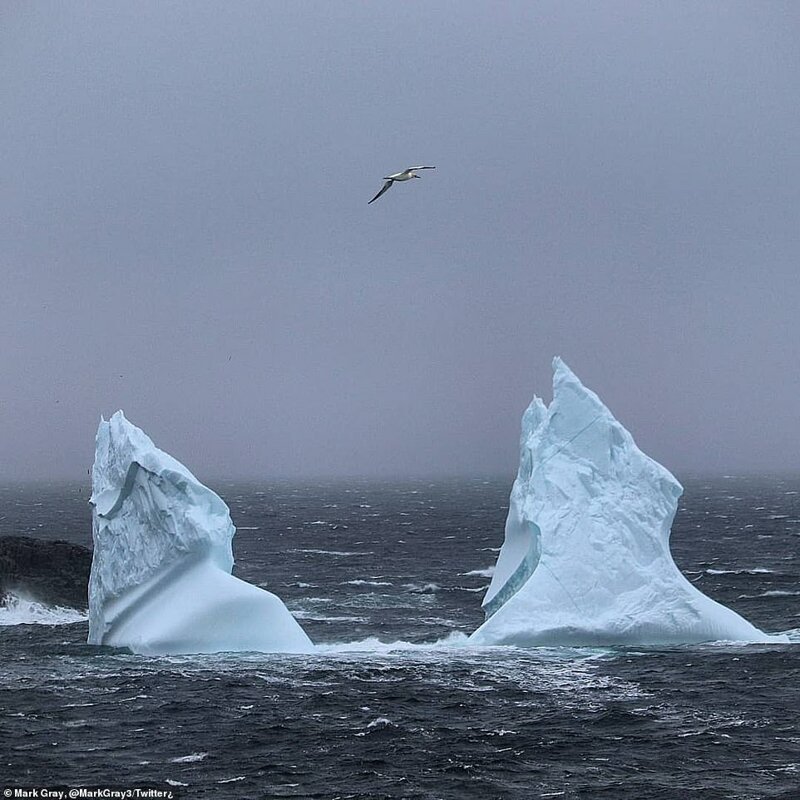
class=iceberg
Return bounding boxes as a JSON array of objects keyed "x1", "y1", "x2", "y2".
[
  {"x1": 88, "y1": 411, "x2": 312, "y2": 655},
  {"x1": 470, "y1": 358, "x2": 784, "y2": 646}
]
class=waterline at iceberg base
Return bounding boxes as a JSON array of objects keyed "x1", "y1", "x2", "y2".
[{"x1": 470, "y1": 358, "x2": 786, "y2": 647}]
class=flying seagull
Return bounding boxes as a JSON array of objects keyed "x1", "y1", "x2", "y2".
[{"x1": 368, "y1": 166, "x2": 436, "y2": 204}]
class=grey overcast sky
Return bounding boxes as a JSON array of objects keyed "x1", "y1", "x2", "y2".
[{"x1": 1, "y1": 2, "x2": 798, "y2": 481}]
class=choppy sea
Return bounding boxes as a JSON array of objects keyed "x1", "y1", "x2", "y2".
[{"x1": 1, "y1": 477, "x2": 798, "y2": 799}]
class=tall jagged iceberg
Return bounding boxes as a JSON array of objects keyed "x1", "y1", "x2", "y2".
[
  {"x1": 470, "y1": 358, "x2": 783, "y2": 646},
  {"x1": 88, "y1": 411, "x2": 312, "y2": 655}
]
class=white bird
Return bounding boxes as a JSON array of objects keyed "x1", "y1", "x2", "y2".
[{"x1": 368, "y1": 166, "x2": 436, "y2": 204}]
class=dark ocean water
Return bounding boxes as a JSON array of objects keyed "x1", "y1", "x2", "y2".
[{"x1": 1, "y1": 477, "x2": 798, "y2": 800}]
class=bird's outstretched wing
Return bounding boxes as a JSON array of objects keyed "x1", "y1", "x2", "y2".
[
  {"x1": 368, "y1": 179, "x2": 394, "y2": 204},
  {"x1": 407, "y1": 165, "x2": 435, "y2": 170}
]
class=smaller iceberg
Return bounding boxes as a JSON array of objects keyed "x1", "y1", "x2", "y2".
[
  {"x1": 88, "y1": 412, "x2": 312, "y2": 655},
  {"x1": 470, "y1": 358, "x2": 785, "y2": 647}
]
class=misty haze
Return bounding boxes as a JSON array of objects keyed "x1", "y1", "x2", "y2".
[{"x1": 2, "y1": 2, "x2": 798, "y2": 481}]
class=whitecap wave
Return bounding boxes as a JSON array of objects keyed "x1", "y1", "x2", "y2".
[
  {"x1": 367, "y1": 716, "x2": 394, "y2": 728},
  {"x1": 315, "y1": 631, "x2": 470, "y2": 654},
  {"x1": 170, "y1": 752, "x2": 208, "y2": 763},
  {"x1": 402, "y1": 582, "x2": 441, "y2": 593},
  {"x1": 0, "y1": 592, "x2": 87, "y2": 626},
  {"x1": 291, "y1": 611, "x2": 368, "y2": 623},
  {"x1": 462, "y1": 566, "x2": 495, "y2": 577},
  {"x1": 705, "y1": 568, "x2": 774, "y2": 575},
  {"x1": 355, "y1": 716, "x2": 397, "y2": 735},
  {"x1": 343, "y1": 579, "x2": 393, "y2": 587},
  {"x1": 290, "y1": 549, "x2": 373, "y2": 557}
]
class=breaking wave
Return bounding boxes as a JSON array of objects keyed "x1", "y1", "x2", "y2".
[
  {"x1": 0, "y1": 592, "x2": 87, "y2": 626},
  {"x1": 290, "y1": 549, "x2": 374, "y2": 557},
  {"x1": 462, "y1": 566, "x2": 495, "y2": 577},
  {"x1": 343, "y1": 579, "x2": 393, "y2": 587},
  {"x1": 315, "y1": 631, "x2": 470, "y2": 654},
  {"x1": 704, "y1": 568, "x2": 775, "y2": 575}
]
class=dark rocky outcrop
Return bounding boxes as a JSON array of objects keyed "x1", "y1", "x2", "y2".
[{"x1": 0, "y1": 537, "x2": 92, "y2": 609}]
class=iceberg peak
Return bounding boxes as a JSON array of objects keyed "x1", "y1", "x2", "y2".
[{"x1": 471, "y1": 359, "x2": 783, "y2": 646}]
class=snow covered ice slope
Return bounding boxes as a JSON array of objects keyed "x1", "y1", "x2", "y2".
[
  {"x1": 88, "y1": 412, "x2": 312, "y2": 655},
  {"x1": 471, "y1": 359, "x2": 785, "y2": 647}
]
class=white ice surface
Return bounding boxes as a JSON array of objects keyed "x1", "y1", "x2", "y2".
[
  {"x1": 88, "y1": 411, "x2": 312, "y2": 655},
  {"x1": 471, "y1": 358, "x2": 786, "y2": 647}
]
